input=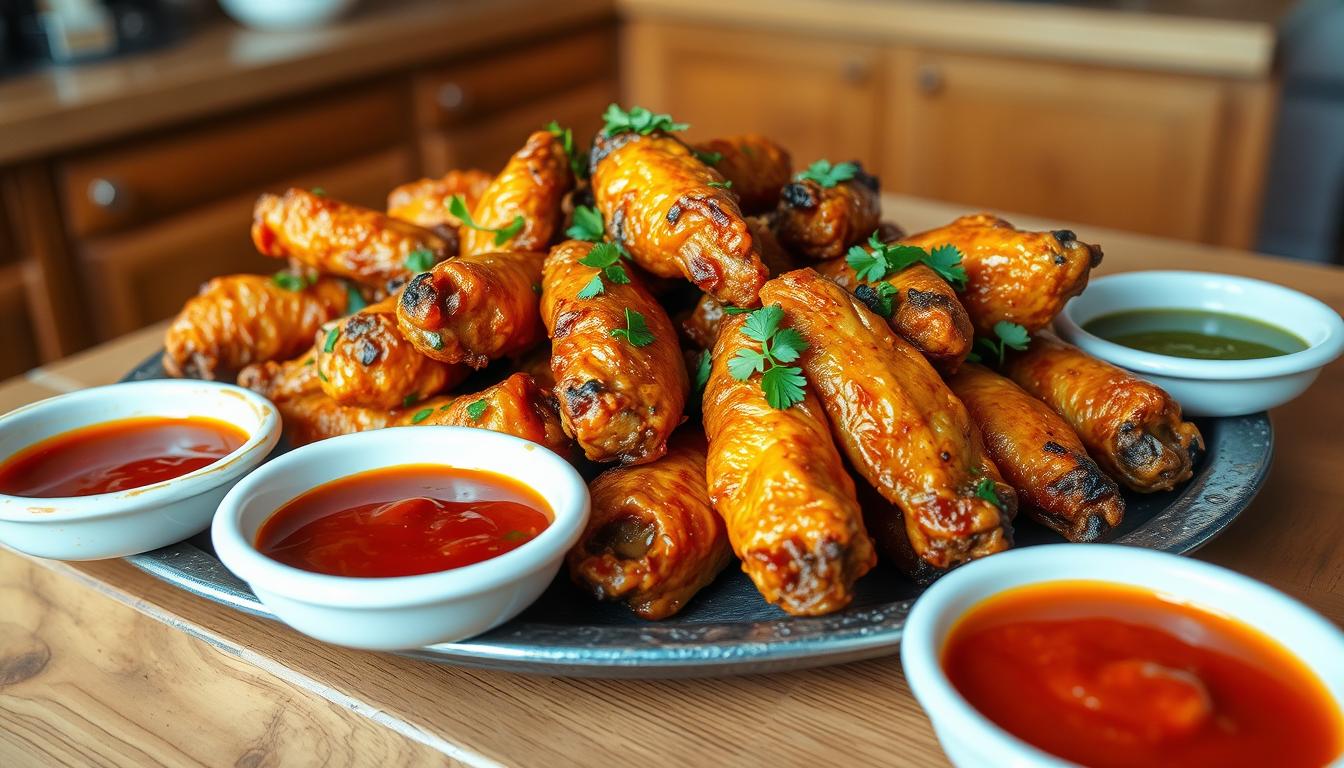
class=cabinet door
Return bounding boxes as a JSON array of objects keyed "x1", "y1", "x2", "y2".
[
  {"x1": 623, "y1": 19, "x2": 882, "y2": 169},
  {"x1": 79, "y1": 149, "x2": 413, "y2": 340},
  {"x1": 883, "y1": 49, "x2": 1224, "y2": 240},
  {"x1": 0, "y1": 263, "x2": 42, "y2": 379}
]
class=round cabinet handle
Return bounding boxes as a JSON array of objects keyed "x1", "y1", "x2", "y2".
[
  {"x1": 916, "y1": 63, "x2": 944, "y2": 95},
  {"x1": 437, "y1": 82, "x2": 465, "y2": 111},
  {"x1": 87, "y1": 178, "x2": 124, "y2": 210},
  {"x1": 842, "y1": 58, "x2": 871, "y2": 84}
]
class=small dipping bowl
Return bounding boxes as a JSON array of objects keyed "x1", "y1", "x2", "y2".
[
  {"x1": 211, "y1": 426, "x2": 590, "y2": 651},
  {"x1": 901, "y1": 545, "x2": 1344, "y2": 768},
  {"x1": 1055, "y1": 271, "x2": 1344, "y2": 416},
  {"x1": 0, "y1": 380, "x2": 280, "y2": 560}
]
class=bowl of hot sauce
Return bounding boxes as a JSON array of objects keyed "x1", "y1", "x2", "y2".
[
  {"x1": 211, "y1": 426, "x2": 588, "y2": 650},
  {"x1": 901, "y1": 545, "x2": 1344, "y2": 768},
  {"x1": 0, "y1": 380, "x2": 280, "y2": 560}
]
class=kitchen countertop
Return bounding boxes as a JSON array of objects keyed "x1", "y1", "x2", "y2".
[{"x1": 1, "y1": 194, "x2": 1341, "y2": 767}]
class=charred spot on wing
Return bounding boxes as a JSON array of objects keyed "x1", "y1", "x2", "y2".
[
  {"x1": 1042, "y1": 440, "x2": 1068, "y2": 455},
  {"x1": 703, "y1": 199, "x2": 731, "y2": 227},
  {"x1": 564, "y1": 379, "x2": 607, "y2": 415},
  {"x1": 553, "y1": 310, "x2": 582, "y2": 339},
  {"x1": 357, "y1": 339, "x2": 380, "y2": 366},
  {"x1": 1117, "y1": 428, "x2": 1163, "y2": 470},
  {"x1": 400, "y1": 273, "x2": 437, "y2": 321},
  {"x1": 343, "y1": 314, "x2": 376, "y2": 338},
  {"x1": 906, "y1": 288, "x2": 950, "y2": 310},
  {"x1": 589, "y1": 131, "x2": 639, "y2": 170},
  {"x1": 1052, "y1": 229, "x2": 1076, "y2": 244},
  {"x1": 853, "y1": 283, "x2": 884, "y2": 315},
  {"x1": 384, "y1": 275, "x2": 408, "y2": 295},
  {"x1": 1048, "y1": 463, "x2": 1117, "y2": 505},
  {"x1": 666, "y1": 202, "x2": 683, "y2": 226},
  {"x1": 686, "y1": 252, "x2": 721, "y2": 286},
  {"x1": 1087, "y1": 243, "x2": 1105, "y2": 267},
  {"x1": 780, "y1": 181, "x2": 818, "y2": 210},
  {"x1": 1054, "y1": 254, "x2": 1069, "y2": 265},
  {"x1": 852, "y1": 163, "x2": 880, "y2": 192}
]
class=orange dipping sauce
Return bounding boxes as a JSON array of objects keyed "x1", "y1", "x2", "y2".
[
  {"x1": 0, "y1": 416, "x2": 247, "y2": 498},
  {"x1": 942, "y1": 581, "x2": 1343, "y2": 768},
  {"x1": 255, "y1": 464, "x2": 552, "y2": 578}
]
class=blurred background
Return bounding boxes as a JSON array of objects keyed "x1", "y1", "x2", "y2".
[{"x1": 0, "y1": 0, "x2": 1338, "y2": 379}]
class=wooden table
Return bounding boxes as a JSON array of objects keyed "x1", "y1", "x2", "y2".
[{"x1": 2, "y1": 195, "x2": 1342, "y2": 767}]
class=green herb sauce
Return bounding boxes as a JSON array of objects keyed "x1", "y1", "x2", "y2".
[{"x1": 1084, "y1": 309, "x2": 1308, "y2": 360}]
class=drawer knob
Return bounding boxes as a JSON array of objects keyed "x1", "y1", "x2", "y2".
[
  {"x1": 917, "y1": 64, "x2": 944, "y2": 95},
  {"x1": 87, "y1": 178, "x2": 124, "y2": 210},
  {"x1": 437, "y1": 82, "x2": 465, "y2": 111}
]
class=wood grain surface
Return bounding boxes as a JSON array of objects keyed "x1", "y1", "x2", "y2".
[{"x1": 1, "y1": 194, "x2": 1342, "y2": 767}]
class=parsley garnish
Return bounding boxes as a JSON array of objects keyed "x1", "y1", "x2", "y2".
[
  {"x1": 576, "y1": 242, "x2": 631, "y2": 299},
  {"x1": 796, "y1": 159, "x2": 859, "y2": 188},
  {"x1": 721, "y1": 305, "x2": 752, "y2": 315},
  {"x1": 271, "y1": 271, "x2": 308, "y2": 291},
  {"x1": 404, "y1": 248, "x2": 436, "y2": 273},
  {"x1": 310, "y1": 187, "x2": 325, "y2": 196},
  {"x1": 602, "y1": 104, "x2": 688, "y2": 137},
  {"x1": 968, "y1": 321, "x2": 1031, "y2": 366},
  {"x1": 323, "y1": 327, "x2": 340, "y2": 353},
  {"x1": 728, "y1": 305, "x2": 808, "y2": 410},
  {"x1": 610, "y1": 308, "x2": 655, "y2": 347},
  {"x1": 707, "y1": 180, "x2": 733, "y2": 189},
  {"x1": 545, "y1": 119, "x2": 589, "y2": 180},
  {"x1": 693, "y1": 349, "x2": 712, "y2": 394},
  {"x1": 410, "y1": 407, "x2": 434, "y2": 424},
  {"x1": 317, "y1": 370, "x2": 328, "y2": 382},
  {"x1": 845, "y1": 232, "x2": 968, "y2": 289},
  {"x1": 344, "y1": 281, "x2": 367, "y2": 313},
  {"x1": 856, "y1": 282, "x2": 900, "y2": 318},
  {"x1": 566, "y1": 205, "x2": 604, "y2": 242},
  {"x1": 975, "y1": 477, "x2": 1004, "y2": 510},
  {"x1": 465, "y1": 398, "x2": 488, "y2": 421},
  {"x1": 402, "y1": 393, "x2": 419, "y2": 408},
  {"x1": 448, "y1": 195, "x2": 525, "y2": 246},
  {"x1": 693, "y1": 148, "x2": 722, "y2": 166},
  {"x1": 303, "y1": 357, "x2": 314, "y2": 367}
]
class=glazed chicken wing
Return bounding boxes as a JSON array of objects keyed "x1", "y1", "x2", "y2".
[
  {"x1": 460, "y1": 131, "x2": 571, "y2": 257},
  {"x1": 315, "y1": 296, "x2": 469, "y2": 409},
  {"x1": 237, "y1": 348, "x2": 322, "y2": 402},
  {"x1": 252, "y1": 189, "x2": 451, "y2": 289},
  {"x1": 541, "y1": 240, "x2": 688, "y2": 464},
  {"x1": 1005, "y1": 333, "x2": 1202, "y2": 493},
  {"x1": 702, "y1": 313, "x2": 876, "y2": 615},
  {"x1": 386, "y1": 168, "x2": 494, "y2": 247},
  {"x1": 680, "y1": 218, "x2": 798, "y2": 350},
  {"x1": 163, "y1": 273, "x2": 349, "y2": 380},
  {"x1": 948, "y1": 363, "x2": 1124, "y2": 541},
  {"x1": 273, "y1": 392, "x2": 391, "y2": 445},
  {"x1": 691, "y1": 135, "x2": 792, "y2": 216},
  {"x1": 759, "y1": 269, "x2": 1015, "y2": 570},
  {"x1": 590, "y1": 130, "x2": 768, "y2": 307},
  {"x1": 567, "y1": 430, "x2": 731, "y2": 619},
  {"x1": 773, "y1": 163, "x2": 881, "y2": 261},
  {"x1": 396, "y1": 250, "x2": 546, "y2": 368},
  {"x1": 901, "y1": 214, "x2": 1102, "y2": 334}
]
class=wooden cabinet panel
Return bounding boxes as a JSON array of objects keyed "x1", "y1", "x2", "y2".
[
  {"x1": 420, "y1": 78, "x2": 617, "y2": 176},
  {"x1": 78, "y1": 148, "x2": 413, "y2": 340},
  {"x1": 0, "y1": 263, "x2": 42, "y2": 378},
  {"x1": 622, "y1": 19, "x2": 882, "y2": 169},
  {"x1": 883, "y1": 49, "x2": 1225, "y2": 241},
  {"x1": 58, "y1": 85, "x2": 407, "y2": 239}
]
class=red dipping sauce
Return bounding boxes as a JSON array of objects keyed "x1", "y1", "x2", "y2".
[
  {"x1": 255, "y1": 464, "x2": 552, "y2": 578},
  {"x1": 942, "y1": 581, "x2": 1343, "y2": 768},
  {"x1": 0, "y1": 416, "x2": 247, "y2": 498}
]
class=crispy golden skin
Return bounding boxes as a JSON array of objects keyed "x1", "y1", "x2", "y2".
[
  {"x1": 815, "y1": 259, "x2": 973, "y2": 373},
  {"x1": 591, "y1": 131, "x2": 768, "y2": 307},
  {"x1": 460, "y1": 131, "x2": 571, "y2": 257},
  {"x1": 396, "y1": 250, "x2": 546, "y2": 368},
  {"x1": 567, "y1": 430, "x2": 731, "y2": 619},
  {"x1": 1005, "y1": 334, "x2": 1203, "y2": 493},
  {"x1": 760, "y1": 269, "x2": 1015, "y2": 570},
  {"x1": 680, "y1": 218, "x2": 798, "y2": 350},
  {"x1": 315, "y1": 297, "x2": 468, "y2": 409},
  {"x1": 948, "y1": 363, "x2": 1124, "y2": 541},
  {"x1": 252, "y1": 189, "x2": 451, "y2": 289},
  {"x1": 163, "y1": 274, "x2": 349, "y2": 380},
  {"x1": 692, "y1": 135, "x2": 792, "y2": 216},
  {"x1": 386, "y1": 168, "x2": 494, "y2": 247},
  {"x1": 541, "y1": 240, "x2": 688, "y2": 464},
  {"x1": 702, "y1": 313, "x2": 876, "y2": 615},
  {"x1": 901, "y1": 214, "x2": 1102, "y2": 334},
  {"x1": 274, "y1": 392, "x2": 392, "y2": 445},
  {"x1": 773, "y1": 164, "x2": 881, "y2": 260},
  {"x1": 237, "y1": 348, "x2": 322, "y2": 402}
]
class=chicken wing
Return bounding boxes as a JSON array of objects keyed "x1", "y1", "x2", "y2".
[
  {"x1": 900, "y1": 214, "x2": 1102, "y2": 334},
  {"x1": 541, "y1": 240, "x2": 687, "y2": 464},
  {"x1": 316, "y1": 296, "x2": 469, "y2": 409},
  {"x1": 691, "y1": 135, "x2": 792, "y2": 216},
  {"x1": 252, "y1": 189, "x2": 451, "y2": 289},
  {"x1": 680, "y1": 218, "x2": 798, "y2": 350},
  {"x1": 759, "y1": 269, "x2": 1014, "y2": 570},
  {"x1": 773, "y1": 163, "x2": 881, "y2": 260},
  {"x1": 702, "y1": 313, "x2": 876, "y2": 615},
  {"x1": 396, "y1": 250, "x2": 546, "y2": 368},
  {"x1": 590, "y1": 130, "x2": 768, "y2": 307},
  {"x1": 567, "y1": 430, "x2": 731, "y2": 619},
  {"x1": 237, "y1": 345, "x2": 322, "y2": 403},
  {"x1": 1005, "y1": 333, "x2": 1202, "y2": 493},
  {"x1": 386, "y1": 168, "x2": 494, "y2": 247},
  {"x1": 163, "y1": 274, "x2": 349, "y2": 380},
  {"x1": 948, "y1": 363, "x2": 1124, "y2": 541},
  {"x1": 274, "y1": 392, "x2": 392, "y2": 445},
  {"x1": 459, "y1": 131, "x2": 571, "y2": 257}
]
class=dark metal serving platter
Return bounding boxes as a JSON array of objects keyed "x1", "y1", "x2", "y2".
[{"x1": 121, "y1": 353, "x2": 1272, "y2": 678}]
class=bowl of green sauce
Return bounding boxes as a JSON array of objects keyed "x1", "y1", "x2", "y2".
[{"x1": 1056, "y1": 271, "x2": 1344, "y2": 416}]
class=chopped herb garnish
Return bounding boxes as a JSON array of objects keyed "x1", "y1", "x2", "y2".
[
  {"x1": 707, "y1": 180, "x2": 733, "y2": 189},
  {"x1": 424, "y1": 331, "x2": 444, "y2": 351},
  {"x1": 796, "y1": 159, "x2": 859, "y2": 188},
  {"x1": 402, "y1": 393, "x2": 419, "y2": 408},
  {"x1": 566, "y1": 205, "x2": 605, "y2": 242},
  {"x1": 448, "y1": 195, "x2": 525, "y2": 246},
  {"x1": 975, "y1": 477, "x2": 1004, "y2": 510},
  {"x1": 728, "y1": 304, "x2": 809, "y2": 410},
  {"x1": 576, "y1": 242, "x2": 630, "y2": 299},
  {"x1": 857, "y1": 282, "x2": 900, "y2": 318},
  {"x1": 845, "y1": 232, "x2": 968, "y2": 289},
  {"x1": 310, "y1": 187, "x2": 326, "y2": 196},
  {"x1": 693, "y1": 148, "x2": 722, "y2": 166},
  {"x1": 465, "y1": 398, "x2": 489, "y2": 421},
  {"x1": 968, "y1": 321, "x2": 1031, "y2": 366},
  {"x1": 344, "y1": 281, "x2": 367, "y2": 313},
  {"x1": 323, "y1": 326, "x2": 340, "y2": 353},
  {"x1": 317, "y1": 370, "x2": 329, "y2": 382},
  {"x1": 721, "y1": 305, "x2": 752, "y2": 315},
  {"x1": 410, "y1": 407, "x2": 434, "y2": 424},
  {"x1": 610, "y1": 308, "x2": 655, "y2": 347},
  {"x1": 303, "y1": 357, "x2": 314, "y2": 367},
  {"x1": 693, "y1": 349, "x2": 712, "y2": 394},
  {"x1": 404, "y1": 248, "x2": 436, "y2": 273},
  {"x1": 271, "y1": 271, "x2": 307, "y2": 292},
  {"x1": 602, "y1": 104, "x2": 688, "y2": 137},
  {"x1": 545, "y1": 119, "x2": 589, "y2": 180}
]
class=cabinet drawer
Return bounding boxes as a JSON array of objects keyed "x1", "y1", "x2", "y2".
[
  {"x1": 79, "y1": 148, "x2": 413, "y2": 340},
  {"x1": 59, "y1": 85, "x2": 407, "y2": 240},
  {"x1": 412, "y1": 26, "x2": 616, "y2": 132},
  {"x1": 0, "y1": 263, "x2": 41, "y2": 379}
]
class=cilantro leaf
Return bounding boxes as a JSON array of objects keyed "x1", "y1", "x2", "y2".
[
  {"x1": 323, "y1": 326, "x2": 340, "y2": 353},
  {"x1": 566, "y1": 205, "x2": 605, "y2": 242},
  {"x1": 344, "y1": 281, "x2": 367, "y2": 313},
  {"x1": 402, "y1": 392, "x2": 419, "y2": 408},
  {"x1": 761, "y1": 365, "x2": 807, "y2": 410},
  {"x1": 271, "y1": 271, "x2": 307, "y2": 291},
  {"x1": 410, "y1": 407, "x2": 434, "y2": 424},
  {"x1": 465, "y1": 398, "x2": 488, "y2": 421},
  {"x1": 926, "y1": 244, "x2": 969, "y2": 290},
  {"x1": 693, "y1": 349, "x2": 712, "y2": 394},
  {"x1": 610, "y1": 308, "x2": 655, "y2": 347},
  {"x1": 576, "y1": 242, "x2": 629, "y2": 299},
  {"x1": 602, "y1": 104, "x2": 688, "y2": 137},
  {"x1": 845, "y1": 243, "x2": 889, "y2": 283},
  {"x1": 974, "y1": 477, "x2": 1003, "y2": 509},
  {"x1": 578, "y1": 241, "x2": 621, "y2": 269},
  {"x1": 707, "y1": 180, "x2": 732, "y2": 189},
  {"x1": 404, "y1": 248, "x2": 436, "y2": 273},
  {"x1": 854, "y1": 282, "x2": 899, "y2": 318},
  {"x1": 721, "y1": 305, "x2": 752, "y2": 315},
  {"x1": 741, "y1": 304, "x2": 783, "y2": 343},
  {"x1": 796, "y1": 159, "x2": 859, "y2": 188},
  {"x1": 449, "y1": 195, "x2": 525, "y2": 246},
  {"x1": 728, "y1": 347, "x2": 767, "y2": 380},
  {"x1": 768, "y1": 328, "x2": 807, "y2": 364},
  {"x1": 845, "y1": 232, "x2": 965, "y2": 291},
  {"x1": 545, "y1": 119, "x2": 589, "y2": 180},
  {"x1": 577, "y1": 274, "x2": 605, "y2": 300},
  {"x1": 971, "y1": 321, "x2": 1032, "y2": 366},
  {"x1": 310, "y1": 187, "x2": 325, "y2": 196},
  {"x1": 693, "y1": 148, "x2": 722, "y2": 166},
  {"x1": 729, "y1": 305, "x2": 810, "y2": 409}
]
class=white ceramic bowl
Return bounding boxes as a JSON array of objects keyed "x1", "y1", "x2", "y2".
[
  {"x1": 901, "y1": 545, "x2": 1344, "y2": 768},
  {"x1": 219, "y1": 0, "x2": 358, "y2": 30},
  {"x1": 1055, "y1": 271, "x2": 1344, "y2": 417},
  {"x1": 0, "y1": 380, "x2": 280, "y2": 561},
  {"x1": 212, "y1": 426, "x2": 590, "y2": 651}
]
